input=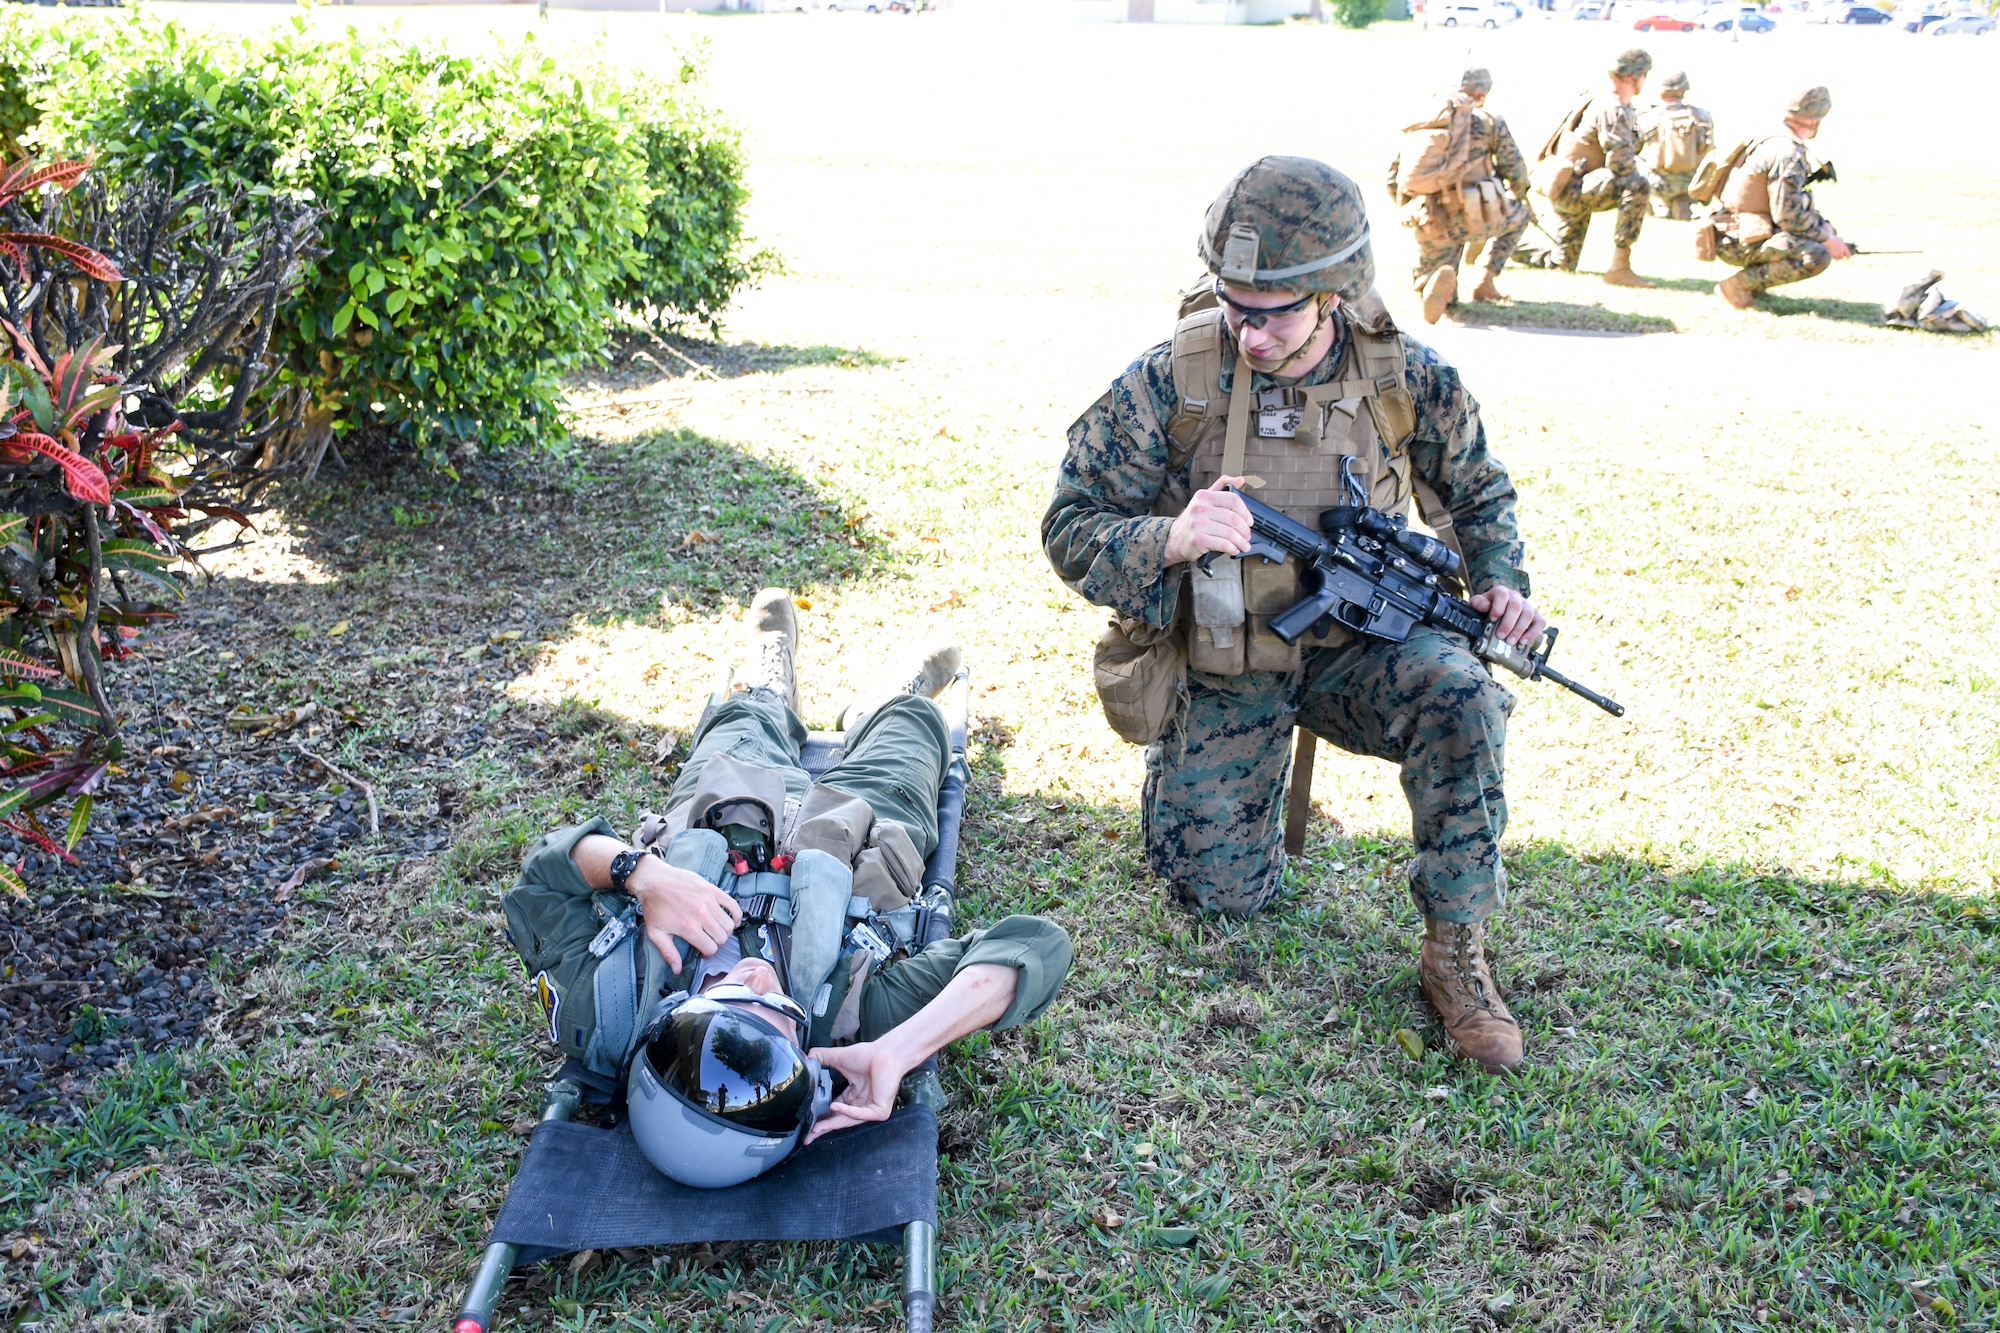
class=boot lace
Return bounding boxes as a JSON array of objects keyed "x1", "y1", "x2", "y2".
[{"x1": 1446, "y1": 923, "x2": 1498, "y2": 1013}]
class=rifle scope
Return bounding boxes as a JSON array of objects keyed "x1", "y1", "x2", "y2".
[{"x1": 1319, "y1": 506, "x2": 1463, "y2": 580}]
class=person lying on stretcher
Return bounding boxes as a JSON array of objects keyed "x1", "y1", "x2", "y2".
[{"x1": 507, "y1": 589, "x2": 1071, "y2": 1187}]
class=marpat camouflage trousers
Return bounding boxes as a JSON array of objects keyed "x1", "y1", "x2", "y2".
[
  {"x1": 1648, "y1": 167, "x2": 1695, "y2": 220},
  {"x1": 1411, "y1": 208, "x2": 1531, "y2": 290},
  {"x1": 1715, "y1": 230, "x2": 1831, "y2": 293},
  {"x1": 1549, "y1": 167, "x2": 1650, "y2": 267},
  {"x1": 1143, "y1": 627, "x2": 1513, "y2": 922}
]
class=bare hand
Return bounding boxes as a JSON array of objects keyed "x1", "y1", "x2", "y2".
[
  {"x1": 803, "y1": 1039, "x2": 909, "y2": 1143},
  {"x1": 1163, "y1": 475, "x2": 1252, "y2": 568},
  {"x1": 1824, "y1": 235, "x2": 1852, "y2": 261},
  {"x1": 1469, "y1": 586, "x2": 1547, "y2": 648},
  {"x1": 631, "y1": 859, "x2": 741, "y2": 973}
]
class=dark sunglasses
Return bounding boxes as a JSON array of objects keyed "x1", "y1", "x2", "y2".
[{"x1": 1213, "y1": 281, "x2": 1320, "y2": 329}]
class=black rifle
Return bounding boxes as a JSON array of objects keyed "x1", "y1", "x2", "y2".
[
  {"x1": 1201, "y1": 464, "x2": 1625, "y2": 716},
  {"x1": 1847, "y1": 245, "x2": 1922, "y2": 256},
  {"x1": 1805, "y1": 159, "x2": 1837, "y2": 186}
]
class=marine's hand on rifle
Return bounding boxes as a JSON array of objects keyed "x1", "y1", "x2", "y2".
[
  {"x1": 1164, "y1": 475, "x2": 1252, "y2": 568},
  {"x1": 631, "y1": 859, "x2": 742, "y2": 972},
  {"x1": 1469, "y1": 585, "x2": 1547, "y2": 648},
  {"x1": 1824, "y1": 234, "x2": 1853, "y2": 261}
]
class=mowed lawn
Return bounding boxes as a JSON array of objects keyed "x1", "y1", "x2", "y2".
[{"x1": 3, "y1": 7, "x2": 1998, "y2": 1332}]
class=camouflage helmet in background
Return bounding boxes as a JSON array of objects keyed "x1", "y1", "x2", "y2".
[
  {"x1": 1786, "y1": 86, "x2": 1832, "y2": 120},
  {"x1": 1610, "y1": 48, "x2": 1653, "y2": 79},
  {"x1": 1199, "y1": 156, "x2": 1375, "y2": 303},
  {"x1": 1461, "y1": 66, "x2": 1493, "y2": 95},
  {"x1": 1658, "y1": 69, "x2": 1690, "y2": 94}
]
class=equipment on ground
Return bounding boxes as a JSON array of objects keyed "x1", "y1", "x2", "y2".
[{"x1": 1204, "y1": 467, "x2": 1625, "y2": 716}]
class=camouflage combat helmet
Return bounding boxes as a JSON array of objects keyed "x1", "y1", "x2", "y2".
[
  {"x1": 1658, "y1": 69, "x2": 1689, "y2": 94},
  {"x1": 1461, "y1": 66, "x2": 1493, "y2": 95},
  {"x1": 1786, "y1": 86, "x2": 1832, "y2": 120},
  {"x1": 1199, "y1": 156, "x2": 1375, "y2": 303},
  {"x1": 1610, "y1": 48, "x2": 1653, "y2": 79}
]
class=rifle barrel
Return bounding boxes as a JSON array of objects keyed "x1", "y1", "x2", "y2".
[{"x1": 1536, "y1": 662, "x2": 1625, "y2": 717}]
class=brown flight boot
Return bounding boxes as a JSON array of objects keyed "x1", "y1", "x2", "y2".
[
  {"x1": 743, "y1": 587, "x2": 801, "y2": 715},
  {"x1": 1421, "y1": 266, "x2": 1457, "y2": 324},
  {"x1": 1716, "y1": 271, "x2": 1757, "y2": 310},
  {"x1": 1470, "y1": 268, "x2": 1505, "y2": 302},
  {"x1": 1419, "y1": 916, "x2": 1523, "y2": 1074},
  {"x1": 1602, "y1": 246, "x2": 1656, "y2": 289}
]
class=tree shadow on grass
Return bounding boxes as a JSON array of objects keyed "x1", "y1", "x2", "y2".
[
  {"x1": 598, "y1": 328, "x2": 899, "y2": 387},
  {"x1": 1449, "y1": 298, "x2": 1676, "y2": 335}
]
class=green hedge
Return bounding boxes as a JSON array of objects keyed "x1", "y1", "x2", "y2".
[{"x1": 2, "y1": 16, "x2": 767, "y2": 462}]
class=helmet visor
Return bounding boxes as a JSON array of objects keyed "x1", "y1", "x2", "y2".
[{"x1": 646, "y1": 998, "x2": 814, "y2": 1135}]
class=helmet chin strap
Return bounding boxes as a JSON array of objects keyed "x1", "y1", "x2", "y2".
[{"x1": 1248, "y1": 297, "x2": 1334, "y2": 378}]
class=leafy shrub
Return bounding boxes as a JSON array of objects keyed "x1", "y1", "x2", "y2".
[
  {"x1": 6, "y1": 15, "x2": 768, "y2": 467},
  {"x1": 1333, "y1": 0, "x2": 1386, "y2": 26},
  {"x1": 613, "y1": 72, "x2": 778, "y2": 333}
]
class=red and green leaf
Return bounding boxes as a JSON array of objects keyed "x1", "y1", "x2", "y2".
[
  {"x1": 0, "y1": 157, "x2": 92, "y2": 209},
  {"x1": 0, "y1": 647, "x2": 64, "y2": 682},
  {"x1": 0, "y1": 232, "x2": 124, "y2": 283},
  {"x1": 38, "y1": 687, "x2": 102, "y2": 725},
  {"x1": 7, "y1": 430, "x2": 112, "y2": 505}
]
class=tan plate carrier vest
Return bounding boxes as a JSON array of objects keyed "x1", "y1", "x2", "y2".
[
  {"x1": 1530, "y1": 95, "x2": 1601, "y2": 201},
  {"x1": 1716, "y1": 135, "x2": 1782, "y2": 244},
  {"x1": 1154, "y1": 293, "x2": 1462, "y2": 677}
]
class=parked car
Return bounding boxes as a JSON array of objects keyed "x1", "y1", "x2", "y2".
[
  {"x1": 1632, "y1": 10, "x2": 1699, "y2": 26},
  {"x1": 1929, "y1": 12, "x2": 1995, "y2": 29},
  {"x1": 1903, "y1": 10, "x2": 1946, "y2": 27},
  {"x1": 1572, "y1": 0, "x2": 1611, "y2": 14},
  {"x1": 1838, "y1": 4, "x2": 1893, "y2": 19},
  {"x1": 1440, "y1": 1, "x2": 1520, "y2": 24},
  {"x1": 1699, "y1": 3, "x2": 1777, "y2": 25},
  {"x1": 824, "y1": 0, "x2": 882, "y2": 10}
]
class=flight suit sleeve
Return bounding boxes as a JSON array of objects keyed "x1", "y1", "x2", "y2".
[
  {"x1": 1042, "y1": 345, "x2": 1186, "y2": 629},
  {"x1": 1489, "y1": 115, "x2": 1531, "y2": 199},
  {"x1": 1771, "y1": 143, "x2": 1829, "y2": 240},
  {"x1": 1402, "y1": 340, "x2": 1529, "y2": 597},
  {"x1": 516, "y1": 816, "x2": 621, "y2": 900},
  {"x1": 855, "y1": 915, "x2": 1074, "y2": 1040}
]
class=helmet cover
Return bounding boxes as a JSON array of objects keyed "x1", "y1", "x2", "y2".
[
  {"x1": 1611, "y1": 48, "x2": 1654, "y2": 79},
  {"x1": 1786, "y1": 86, "x2": 1832, "y2": 120},
  {"x1": 1199, "y1": 156, "x2": 1376, "y2": 302},
  {"x1": 1658, "y1": 69, "x2": 1689, "y2": 94},
  {"x1": 1460, "y1": 66, "x2": 1493, "y2": 95}
]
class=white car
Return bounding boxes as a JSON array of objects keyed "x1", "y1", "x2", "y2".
[{"x1": 1439, "y1": 1, "x2": 1520, "y2": 24}]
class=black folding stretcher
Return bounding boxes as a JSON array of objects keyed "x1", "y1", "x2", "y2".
[{"x1": 454, "y1": 669, "x2": 974, "y2": 1333}]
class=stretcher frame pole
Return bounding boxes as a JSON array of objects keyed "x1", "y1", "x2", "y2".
[
  {"x1": 452, "y1": 1079, "x2": 584, "y2": 1333},
  {"x1": 1283, "y1": 727, "x2": 1317, "y2": 857},
  {"x1": 902, "y1": 1219, "x2": 937, "y2": 1333}
]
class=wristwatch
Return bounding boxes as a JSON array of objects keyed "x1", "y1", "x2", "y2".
[{"x1": 608, "y1": 849, "x2": 646, "y2": 895}]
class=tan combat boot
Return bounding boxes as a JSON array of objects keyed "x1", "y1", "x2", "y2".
[
  {"x1": 1470, "y1": 269, "x2": 1505, "y2": 303},
  {"x1": 1421, "y1": 266, "x2": 1457, "y2": 324},
  {"x1": 1716, "y1": 271, "x2": 1757, "y2": 310},
  {"x1": 743, "y1": 587, "x2": 801, "y2": 715},
  {"x1": 1602, "y1": 247, "x2": 1656, "y2": 289},
  {"x1": 837, "y1": 643, "x2": 963, "y2": 734},
  {"x1": 1419, "y1": 917, "x2": 1523, "y2": 1074}
]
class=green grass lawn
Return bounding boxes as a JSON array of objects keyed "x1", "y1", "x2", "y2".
[{"x1": 4, "y1": 7, "x2": 1998, "y2": 1331}]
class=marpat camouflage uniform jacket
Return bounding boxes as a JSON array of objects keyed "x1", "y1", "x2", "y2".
[
  {"x1": 1575, "y1": 95, "x2": 1643, "y2": 177},
  {"x1": 1739, "y1": 132, "x2": 1833, "y2": 240},
  {"x1": 1043, "y1": 322, "x2": 1529, "y2": 629}
]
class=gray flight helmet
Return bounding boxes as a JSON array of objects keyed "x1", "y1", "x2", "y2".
[{"x1": 627, "y1": 991, "x2": 833, "y2": 1190}]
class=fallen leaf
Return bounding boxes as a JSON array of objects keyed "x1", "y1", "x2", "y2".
[
  {"x1": 1393, "y1": 1028, "x2": 1424, "y2": 1060},
  {"x1": 169, "y1": 770, "x2": 193, "y2": 793},
  {"x1": 273, "y1": 857, "x2": 334, "y2": 901},
  {"x1": 1424, "y1": 1086, "x2": 1450, "y2": 1102},
  {"x1": 327, "y1": 620, "x2": 350, "y2": 637},
  {"x1": 1147, "y1": 1225, "x2": 1199, "y2": 1248},
  {"x1": 1093, "y1": 1207, "x2": 1125, "y2": 1230},
  {"x1": 793, "y1": 595, "x2": 814, "y2": 610},
  {"x1": 568, "y1": 1249, "x2": 599, "y2": 1276},
  {"x1": 927, "y1": 589, "x2": 962, "y2": 612}
]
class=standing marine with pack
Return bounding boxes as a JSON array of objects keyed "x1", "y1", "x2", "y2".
[
  {"x1": 1385, "y1": 67, "x2": 1534, "y2": 323},
  {"x1": 1638, "y1": 70, "x2": 1715, "y2": 221},
  {"x1": 1043, "y1": 157, "x2": 1550, "y2": 1074},
  {"x1": 1701, "y1": 87, "x2": 1852, "y2": 311},
  {"x1": 1531, "y1": 49, "x2": 1657, "y2": 288}
]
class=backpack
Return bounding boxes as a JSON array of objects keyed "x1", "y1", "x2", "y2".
[
  {"x1": 1654, "y1": 104, "x2": 1704, "y2": 175},
  {"x1": 1397, "y1": 98, "x2": 1480, "y2": 199},
  {"x1": 1689, "y1": 136, "x2": 1754, "y2": 206}
]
